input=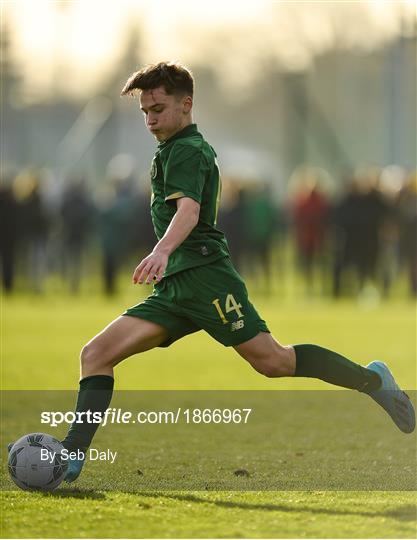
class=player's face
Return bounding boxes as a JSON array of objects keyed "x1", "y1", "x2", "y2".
[{"x1": 140, "y1": 86, "x2": 192, "y2": 142}]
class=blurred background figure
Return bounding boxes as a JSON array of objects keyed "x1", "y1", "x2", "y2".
[
  {"x1": 396, "y1": 173, "x2": 417, "y2": 298},
  {"x1": 60, "y1": 178, "x2": 95, "y2": 294},
  {"x1": 129, "y1": 183, "x2": 156, "y2": 266},
  {"x1": 354, "y1": 168, "x2": 390, "y2": 298},
  {"x1": 0, "y1": 177, "x2": 20, "y2": 293},
  {"x1": 13, "y1": 169, "x2": 50, "y2": 294},
  {"x1": 243, "y1": 183, "x2": 277, "y2": 293},
  {"x1": 378, "y1": 165, "x2": 406, "y2": 298},
  {"x1": 98, "y1": 159, "x2": 138, "y2": 295},
  {"x1": 332, "y1": 169, "x2": 390, "y2": 299},
  {"x1": 290, "y1": 168, "x2": 331, "y2": 296},
  {"x1": 332, "y1": 177, "x2": 360, "y2": 298},
  {"x1": 217, "y1": 180, "x2": 247, "y2": 273}
]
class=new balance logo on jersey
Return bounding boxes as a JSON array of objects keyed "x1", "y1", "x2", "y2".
[{"x1": 231, "y1": 320, "x2": 244, "y2": 332}]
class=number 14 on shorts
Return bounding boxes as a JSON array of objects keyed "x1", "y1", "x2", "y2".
[{"x1": 212, "y1": 294, "x2": 244, "y2": 324}]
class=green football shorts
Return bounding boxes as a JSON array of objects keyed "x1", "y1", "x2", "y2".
[{"x1": 123, "y1": 256, "x2": 269, "y2": 347}]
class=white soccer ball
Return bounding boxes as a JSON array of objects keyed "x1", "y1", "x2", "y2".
[{"x1": 8, "y1": 433, "x2": 68, "y2": 491}]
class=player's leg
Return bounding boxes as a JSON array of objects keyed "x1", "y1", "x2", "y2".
[
  {"x1": 64, "y1": 315, "x2": 168, "y2": 449},
  {"x1": 175, "y1": 258, "x2": 414, "y2": 434},
  {"x1": 234, "y1": 333, "x2": 378, "y2": 390},
  {"x1": 189, "y1": 258, "x2": 380, "y2": 390},
  {"x1": 62, "y1": 273, "x2": 200, "y2": 483},
  {"x1": 234, "y1": 332, "x2": 415, "y2": 433},
  {"x1": 62, "y1": 316, "x2": 168, "y2": 481},
  {"x1": 79, "y1": 314, "x2": 168, "y2": 378}
]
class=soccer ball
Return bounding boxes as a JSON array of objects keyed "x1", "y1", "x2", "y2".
[{"x1": 8, "y1": 433, "x2": 68, "y2": 491}]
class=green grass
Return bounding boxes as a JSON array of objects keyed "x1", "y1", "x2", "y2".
[
  {"x1": 2, "y1": 490, "x2": 416, "y2": 539},
  {"x1": 2, "y1": 288, "x2": 416, "y2": 390},
  {"x1": 1, "y1": 285, "x2": 417, "y2": 538}
]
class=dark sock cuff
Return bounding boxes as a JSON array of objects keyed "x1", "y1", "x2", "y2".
[{"x1": 80, "y1": 374, "x2": 114, "y2": 390}]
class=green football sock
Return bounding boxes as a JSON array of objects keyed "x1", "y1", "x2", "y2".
[
  {"x1": 62, "y1": 375, "x2": 114, "y2": 452},
  {"x1": 293, "y1": 344, "x2": 381, "y2": 391}
]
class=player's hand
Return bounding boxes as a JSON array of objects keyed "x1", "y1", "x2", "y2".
[{"x1": 132, "y1": 249, "x2": 169, "y2": 285}]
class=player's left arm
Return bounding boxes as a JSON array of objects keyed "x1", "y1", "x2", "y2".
[{"x1": 133, "y1": 196, "x2": 200, "y2": 284}]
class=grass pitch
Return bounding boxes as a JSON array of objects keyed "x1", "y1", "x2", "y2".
[{"x1": 1, "y1": 283, "x2": 417, "y2": 538}]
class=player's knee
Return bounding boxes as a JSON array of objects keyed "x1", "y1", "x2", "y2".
[
  {"x1": 80, "y1": 342, "x2": 108, "y2": 372},
  {"x1": 80, "y1": 343, "x2": 95, "y2": 370},
  {"x1": 256, "y1": 359, "x2": 287, "y2": 378},
  {"x1": 251, "y1": 346, "x2": 293, "y2": 378},
  {"x1": 236, "y1": 334, "x2": 295, "y2": 379},
  {"x1": 257, "y1": 361, "x2": 280, "y2": 378}
]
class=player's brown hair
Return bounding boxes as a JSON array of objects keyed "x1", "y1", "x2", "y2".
[{"x1": 121, "y1": 62, "x2": 194, "y2": 97}]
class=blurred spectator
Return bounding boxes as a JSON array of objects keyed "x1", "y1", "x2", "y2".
[
  {"x1": 244, "y1": 183, "x2": 277, "y2": 292},
  {"x1": 14, "y1": 170, "x2": 50, "y2": 293},
  {"x1": 332, "y1": 179, "x2": 359, "y2": 297},
  {"x1": 396, "y1": 173, "x2": 417, "y2": 297},
  {"x1": 217, "y1": 182, "x2": 246, "y2": 272},
  {"x1": 60, "y1": 178, "x2": 96, "y2": 294},
  {"x1": 98, "y1": 178, "x2": 137, "y2": 295},
  {"x1": 332, "y1": 171, "x2": 389, "y2": 298},
  {"x1": 358, "y1": 172, "x2": 390, "y2": 290},
  {"x1": 129, "y1": 185, "x2": 156, "y2": 259},
  {"x1": 0, "y1": 179, "x2": 20, "y2": 293},
  {"x1": 378, "y1": 199, "x2": 400, "y2": 298},
  {"x1": 377, "y1": 166, "x2": 405, "y2": 298},
  {"x1": 292, "y1": 181, "x2": 330, "y2": 294}
]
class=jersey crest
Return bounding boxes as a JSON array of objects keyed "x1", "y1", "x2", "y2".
[{"x1": 150, "y1": 158, "x2": 158, "y2": 180}]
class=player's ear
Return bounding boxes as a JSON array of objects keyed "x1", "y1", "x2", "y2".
[{"x1": 183, "y1": 95, "x2": 193, "y2": 114}]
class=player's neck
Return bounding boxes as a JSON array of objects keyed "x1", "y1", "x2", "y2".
[
  {"x1": 175, "y1": 117, "x2": 193, "y2": 136},
  {"x1": 164, "y1": 118, "x2": 194, "y2": 142}
]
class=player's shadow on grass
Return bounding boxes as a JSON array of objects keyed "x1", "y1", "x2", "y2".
[
  {"x1": 45, "y1": 487, "x2": 106, "y2": 500},
  {"x1": 135, "y1": 492, "x2": 416, "y2": 523}
]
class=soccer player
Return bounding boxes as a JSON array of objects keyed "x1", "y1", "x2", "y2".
[{"x1": 61, "y1": 62, "x2": 415, "y2": 482}]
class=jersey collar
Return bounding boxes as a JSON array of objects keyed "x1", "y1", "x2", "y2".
[{"x1": 158, "y1": 123, "x2": 198, "y2": 148}]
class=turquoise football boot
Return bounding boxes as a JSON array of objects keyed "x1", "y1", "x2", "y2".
[
  {"x1": 365, "y1": 361, "x2": 415, "y2": 434},
  {"x1": 64, "y1": 457, "x2": 85, "y2": 483}
]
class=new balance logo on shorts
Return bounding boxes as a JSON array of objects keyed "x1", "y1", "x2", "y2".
[{"x1": 231, "y1": 320, "x2": 244, "y2": 331}]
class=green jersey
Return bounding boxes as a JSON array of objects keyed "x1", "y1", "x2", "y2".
[{"x1": 150, "y1": 123, "x2": 230, "y2": 277}]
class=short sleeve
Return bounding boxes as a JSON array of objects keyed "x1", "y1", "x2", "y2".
[{"x1": 164, "y1": 143, "x2": 207, "y2": 205}]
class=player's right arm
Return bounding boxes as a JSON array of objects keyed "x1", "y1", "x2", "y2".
[
  {"x1": 132, "y1": 196, "x2": 200, "y2": 285},
  {"x1": 133, "y1": 140, "x2": 206, "y2": 284}
]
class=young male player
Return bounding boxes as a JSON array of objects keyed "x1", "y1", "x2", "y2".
[{"x1": 61, "y1": 62, "x2": 415, "y2": 482}]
